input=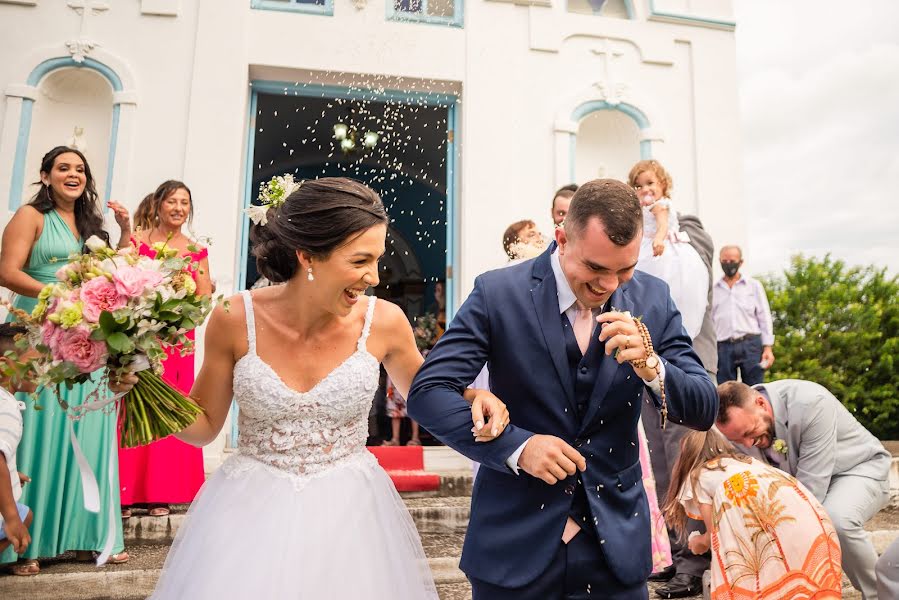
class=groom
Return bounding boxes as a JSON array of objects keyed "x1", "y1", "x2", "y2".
[{"x1": 408, "y1": 180, "x2": 717, "y2": 599}]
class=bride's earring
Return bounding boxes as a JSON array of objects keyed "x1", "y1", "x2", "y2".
[{"x1": 307, "y1": 266, "x2": 314, "y2": 282}]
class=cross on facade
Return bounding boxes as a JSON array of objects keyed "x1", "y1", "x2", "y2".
[
  {"x1": 68, "y1": 0, "x2": 109, "y2": 35},
  {"x1": 66, "y1": 0, "x2": 109, "y2": 63},
  {"x1": 591, "y1": 38, "x2": 626, "y2": 105}
]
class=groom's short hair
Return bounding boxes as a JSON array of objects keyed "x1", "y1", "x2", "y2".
[
  {"x1": 565, "y1": 179, "x2": 642, "y2": 246},
  {"x1": 716, "y1": 381, "x2": 755, "y2": 425}
]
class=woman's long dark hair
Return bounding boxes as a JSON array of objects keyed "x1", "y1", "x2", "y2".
[{"x1": 29, "y1": 146, "x2": 109, "y2": 244}]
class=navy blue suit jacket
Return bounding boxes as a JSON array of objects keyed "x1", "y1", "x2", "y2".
[{"x1": 407, "y1": 245, "x2": 717, "y2": 588}]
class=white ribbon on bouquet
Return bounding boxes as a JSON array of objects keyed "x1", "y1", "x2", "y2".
[{"x1": 68, "y1": 354, "x2": 150, "y2": 567}]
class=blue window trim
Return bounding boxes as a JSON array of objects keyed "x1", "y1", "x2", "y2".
[
  {"x1": 568, "y1": 100, "x2": 652, "y2": 183},
  {"x1": 647, "y1": 0, "x2": 735, "y2": 30},
  {"x1": 386, "y1": 0, "x2": 463, "y2": 28},
  {"x1": 250, "y1": 0, "x2": 334, "y2": 17},
  {"x1": 9, "y1": 57, "x2": 123, "y2": 211}
]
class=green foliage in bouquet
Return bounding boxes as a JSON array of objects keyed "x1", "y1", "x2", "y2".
[
  {"x1": 760, "y1": 255, "x2": 899, "y2": 439},
  {"x1": 4, "y1": 235, "x2": 220, "y2": 447}
]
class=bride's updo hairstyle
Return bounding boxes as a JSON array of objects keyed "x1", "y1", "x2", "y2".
[{"x1": 251, "y1": 177, "x2": 388, "y2": 283}]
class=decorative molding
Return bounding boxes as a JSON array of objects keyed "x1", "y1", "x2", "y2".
[
  {"x1": 11, "y1": 45, "x2": 138, "y2": 91},
  {"x1": 5, "y1": 55, "x2": 138, "y2": 211},
  {"x1": 647, "y1": 0, "x2": 735, "y2": 31},
  {"x1": 112, "y1": 90, "x2": 138, "y2": 105},
  {"x1": 0, "y1": 0, "x2": 38, "y2": 5},
  {"x1": 140, "y1": 0, "x2": 179, "y2": 16},
  {"x1": 590, "y1": 39, "x2": 628, "y2": 105},
  {"x1": 553, "y1": 82, "x2": 668, "y2": 186},
  {"x1": 65, "y1": 39, "x2": 100, "y2": 63},
  {"x1": 351, "y1": 0, "x2": 366, "y2": 10},
  {"x1": 65, "y1": 0, "x2": 108, "y2": 63},
  {"x1": 527, "y1": 10, "x2": 676, "y2": 64},
  {"x1": 4, "y1": 84, "x2": 39, "y2": 100}
]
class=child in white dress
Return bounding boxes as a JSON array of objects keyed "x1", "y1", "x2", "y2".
[{"x1": 628, "y1": 160, "x2": 708, "y2": 339}]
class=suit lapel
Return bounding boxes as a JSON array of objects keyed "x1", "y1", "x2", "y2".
[
  {"x1": 580, "y1": 286, "x2": 630, "y2": 429},
  {"x1": 530, "y1": 248, "x2": 576, "y2": 411},
  {"x1": 765, "y1": 384, "x2": 794, "y2": 473}
]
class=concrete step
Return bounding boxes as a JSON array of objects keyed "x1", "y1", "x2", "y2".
[
  {"x1": 4, "y1": 525, "x2": 895, "y2": 600},
  {"x1": 0, "y1": 533, "x2": 468, "y2": 600}
]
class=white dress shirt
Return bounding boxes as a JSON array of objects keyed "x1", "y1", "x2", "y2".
[{"x1": 712, "y1": 275, "x2": 775, "y2": 346}]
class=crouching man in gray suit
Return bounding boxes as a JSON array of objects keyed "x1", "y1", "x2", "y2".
[{"x1": 716, "y1": 379, "x2": 891, "y2": 600}]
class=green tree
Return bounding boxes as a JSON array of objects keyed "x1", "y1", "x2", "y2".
[{"x1": 759, "y1": 255, "x2": 899, "y2": 439}]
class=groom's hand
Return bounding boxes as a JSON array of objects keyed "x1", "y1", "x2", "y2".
[{"x1": 518, "y1": 435, "x2": 586, "y2": 484}]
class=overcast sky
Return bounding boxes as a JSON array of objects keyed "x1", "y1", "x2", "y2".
[{"x1": 733, "y1": 1, "x2": 899, "y2": 277}]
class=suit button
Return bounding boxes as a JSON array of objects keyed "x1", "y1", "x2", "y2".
[
  {"x1": 580, "y1": 366, "x2": 588, "y2": 374},
  {"x1": 564, "y1": 484, "x2": 575, "y2": 495},
  {"x1": 575, "y1": 438, "x2": 583, "y2": 448}
]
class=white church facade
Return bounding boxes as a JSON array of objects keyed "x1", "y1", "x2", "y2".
[{"x1": 0, "y1": 0, "x2": 743, "y2": 459}]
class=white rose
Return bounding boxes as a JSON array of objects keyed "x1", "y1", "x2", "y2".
[{"x1": 85, "y1": 235, "x2": 108, "y2": 252}]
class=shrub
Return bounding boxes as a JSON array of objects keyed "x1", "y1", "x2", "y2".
[{"x1": 759, "y1": 255, "x2": 899, "y2": 439}]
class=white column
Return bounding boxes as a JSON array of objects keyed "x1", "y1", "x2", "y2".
[
  {"x1": 553, "y1": 119, "x2": 578, "y2": 187},
  {"x1": 0, "y1": 84, "x2": 38, "y2": 213},
  {"x1": 108, "y1": 90, "x2": 139, "y2": 204}
]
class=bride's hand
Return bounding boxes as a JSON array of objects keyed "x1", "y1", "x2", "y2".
[
  {"x1": 468, "y1": 389, "x2": 510, "y2": 442},
  {"x1": 108, "y1": 372, "x2": 139, "y2": 395}
]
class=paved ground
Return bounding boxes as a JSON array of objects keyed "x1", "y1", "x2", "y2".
[{"x1": 4, "y1": 500, "x2": 898, "y2": 599}]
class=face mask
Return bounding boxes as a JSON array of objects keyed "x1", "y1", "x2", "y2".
[{"x1": 721, "y1": 261, "x2": 740, "y2": 278}]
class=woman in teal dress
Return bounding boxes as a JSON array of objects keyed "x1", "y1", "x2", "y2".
[{"x1": 0, "y1": 146, "x2": 132, "y2": 573}]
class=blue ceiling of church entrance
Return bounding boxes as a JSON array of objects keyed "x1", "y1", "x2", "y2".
[{"x1": 246, "y1": 91, "x2": 449, "y2": 320}]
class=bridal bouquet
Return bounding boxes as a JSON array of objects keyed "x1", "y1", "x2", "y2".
[{"x1": 5, "y1": 235, "x2": 213, "y2": 447}]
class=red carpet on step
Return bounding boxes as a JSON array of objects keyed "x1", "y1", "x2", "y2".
[{"x1": 367, "y1": 446, "x2": 440, "y2": 492}]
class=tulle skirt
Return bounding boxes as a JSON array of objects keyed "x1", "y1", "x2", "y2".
[
  {"x1": 151, "y1": 453, "x2": 438, "y2": 599},
  {"x1": 637, "y1": 238, "x2": 709, "y2": 339}
]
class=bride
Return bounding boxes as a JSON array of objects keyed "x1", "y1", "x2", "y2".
[{"x1": 148, "y1": 178, "x2": 509, "y2": 599}]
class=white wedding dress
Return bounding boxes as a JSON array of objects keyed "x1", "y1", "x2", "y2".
[{"x1": 152, "y1": 292, "x2": 438, "y2": 599}]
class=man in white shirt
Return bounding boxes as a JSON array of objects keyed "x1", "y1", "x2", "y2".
[{"x1": 712, "y1": 245, "x2": 774, "y2": 385}]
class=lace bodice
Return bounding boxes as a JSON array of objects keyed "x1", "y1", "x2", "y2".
[{"x1": 223, "y1": 291, "x2": 380, "y2": 488}]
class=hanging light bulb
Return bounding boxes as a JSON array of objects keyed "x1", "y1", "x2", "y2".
[
  {"x1": 362, "y1": 131, "x2": 379, "y2": 149},
  {"x1": 340, "y1": 137, "x2": 356, "y2": 152},
  {"x1": 333, "y1": 122, "x2": 349, "y2": 141}
]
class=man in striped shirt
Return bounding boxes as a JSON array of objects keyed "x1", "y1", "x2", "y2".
[{"x1": 712, "y1": 245, "x2": 775, "y2": 385}]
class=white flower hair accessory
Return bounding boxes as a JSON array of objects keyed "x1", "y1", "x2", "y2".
[{"x1": 245, "y1": 174, "x2": 303, "y2": 226}]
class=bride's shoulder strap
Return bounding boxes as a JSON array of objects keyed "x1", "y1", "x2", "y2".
[
  {"x1": 240, "y1": 290, "x2": 257, "y2": 353},
  {"x1": 357, "y1": 295, "x2": 377, "y2": 351}
]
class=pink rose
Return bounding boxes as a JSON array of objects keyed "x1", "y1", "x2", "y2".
[
  {"x1": 80, "y1": 276, "x2": 127, "y2": 322},
  {"x1": 56, "y1": 326, "x2": 107, "y2": 373},
  {"x1": 41, "y1": 321, "x2": 63, "y2": 355},
  {"x1": 55, "y1": 263, "x2": 80, "y2": 282},
  {"x1": 112, "y1": 266, "x2": 164, "y2": 298}
]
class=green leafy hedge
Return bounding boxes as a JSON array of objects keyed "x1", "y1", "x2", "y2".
[{"x1": 759, "y1": 255, "x2": 899, "y2": 439}]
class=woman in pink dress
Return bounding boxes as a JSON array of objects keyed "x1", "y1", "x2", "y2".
[{"x1": 118, "y1": 181, "x2": 213, "y2": 517}]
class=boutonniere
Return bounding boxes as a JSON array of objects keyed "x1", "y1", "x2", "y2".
[{"x1": 772, "y1": 438, "x2": 788, "y2": 456}]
